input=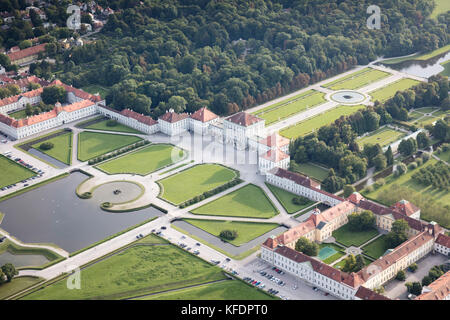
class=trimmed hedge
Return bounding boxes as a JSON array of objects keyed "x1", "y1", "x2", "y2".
[{"x1": 88, "y1": 140, "x2": 150, "y2": 165}]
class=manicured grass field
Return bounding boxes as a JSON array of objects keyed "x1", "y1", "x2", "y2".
[
  {"x1": 182, "y1": 218, "x2": 279, "y2": 246},
  {"x1": 435, "y1": 149, "x2": 450, "y2": 163},
  {"x1": 23, "y1": 236, "x2": 227, "y2": 300},
  {"x1": 8, "y1": 109, "x2": 28, "y2": 119},
  {"x1": 291, "y1": 162, "x2": 329, "y2": 182},
  {"x1": 333, "y1": 256, "x2": 372, "y2": 269},
  {"x1": 31, "y1": 131, "x2": 72, "y2": 165},
  {"x1": 191, "y1": 184, "x2": 279, "y2": 219},
  {"x1": 253, "y1": 90, "x2": 326, "y2": 125},
  {"x1": 430, "y1": 0, "x2": 450, "y2": 18},
  {"x1": 136, "y1": 280, "x2": 275, "y2": 300},
  {"x1": 362, "y1": 235, "x2": 391, "y2": 260},
  {"x1": 77, "y1": 131, "x2": 143, "y2": 161},
  {"x1": 369, "y1": 79, "x2": 420, "y2": 102},
  {"x1": 280, "y1": 105, "x2": 365, "y2": 139},
  {"x1": 266, "y1": 183, "x2": 315, "y2": 214},
  {"x1": 96, "y1": 144, "x2": 185, "y2": 176},
  {"x1": 362, "y1": 158, "x2": 450, "y2": 228},
  {"x1": 323, "y1": 68, "x2": 391, "y2": 90},
  {"x1": 332, "y1": 224, "x2": 380, "y2": 247},
  {"x1": 0, "y1": 276, "x2": 43, "y2": 300},
  {"x1": 0, "y1": 155, "x2": 36, "y2": 188},
  {"x1": 158, "y1": 164, "x2": 237, "y2": 205},
  {"x1": 356, "y1": 127, "x2": 406, "y2": 149},
  {"x1": 84, "y1": 119, "x2": 143, "y2": 134},
  {"x1": 382, "y1": 45, "x2": 450, "y2": 64}
]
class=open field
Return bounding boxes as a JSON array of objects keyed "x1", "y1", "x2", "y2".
[
  {"x1": 430, "y1": 0, "x2": 450, "y2": 18},
  {"x1": 253, "y1": 90, "x2": 326, "y2": 125},
  {"x1": 158, "y1": 164, "x2": 237, "y2": 205},
  {"x1": 280, "y1": 105, "x2": 365, "y2": 139},
  {"x1": 266, "y1": 183, "x2": 315, "y2": 214},
  {"x1": 77, "y1": 131, "x2": 143, "y2": 161},
  {"x1": 356, "y1": 127, "x2": 406, "y2": 149},
  {"x1": 0, "y1": 276, "x2": 43, "y2": 300},
  {"x1": 0, "y1": 155, "x2": 36, "y2": 189},
  {"x1": 81, "y1": 84, "x2": 109, "y2": 98},
  {"x1": 381, "y1": 45, "x2": 450, "y2": 64},
  {"x1": 191, "y1": 184, "x2": 278, "y2": 219},
  {"x1": 31, "y1": 131, "x2": 72, "y2": 165},
  {"x1": 96, "y1": 144, "x2": 185, "y2": 176},
  {"x1": 136, "y1": 280, "x2": 275, "y2": 300},
  {"x1": 182, "y1": 218, "x2": 279, "y2": 246},
  {"x1": 323, "y1": 68, "x2": 390, "y2": 90},
  {"x1": 332, "y1": 224, "x2": 380, "y2": 247},
  {"x1": 435, "y1": 149, "x2": 450, "y2": 163},
  {"x1": 362, "y1": 235, "x2": 391, "y2": 260},
  {"x1": 362, "y1": 158, "x2": 450, "y2": 228},
  {"x1": 291, "y1": 162, "x2": 329, "y2": 182},
  {"x1": 370, "y1": 78, "x2": 420, "y2": 102},
  {"x1": 22, "y1": 235, "x2": 227, "y2": 300},
  {"x1": 84, "y1": 119, "x2": 143, "y2": 134}
]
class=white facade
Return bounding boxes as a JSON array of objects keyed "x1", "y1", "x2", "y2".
[
  {"x1": 223, "y1": 119, "x2": 265, "y2": 150},
  {"x1": 435, "y1": 242, "x2": 450, "y2": 256},
  {"x1": 0, "y1": 94, "x2": 42, "y2": 115},
  {"x1": 158, "y1": 118, "x2": 189, "y2": 136},
  {"x1": 97, "y1": 107, "x2": 159, "y2": 135},
  {"x1": 258, "y1": 154, "x2": 290, "y2": 174}
]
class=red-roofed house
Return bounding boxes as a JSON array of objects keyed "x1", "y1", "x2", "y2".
[
  {"x1": 0, "y1": 87, "x2": 43, "y2": 114},
  {"x1": 97, "y1": 106, "x2": 158, "y2": 134},
  {"x1": 189, "y1": 107, "x2": 219, "y2": 134},
  {"x1": 435, "y1": 233, "x2": 450, "y2": 256},
  {"x1": 259, "y1": 149, "x2": 290, "y2": 173},
  {"x1": 7, "y1": 43, "x2": 46, "y2": 66},
  {"x1": 391, "y1": 199, "x2": 421, "y2": 219},
  {"x1": 415, "y1": 271, "x2": 450, "y2": 300},
  {"x1": 158, "y1": 109, "x2": 190, "y2": 136}
]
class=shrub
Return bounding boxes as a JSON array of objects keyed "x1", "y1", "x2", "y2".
[
  {"x1": 396, "y1": 163, "x2": 407, "y2": 175},
  {"x1": 101, "y1": 202, "x2": 112, "y2": 208},
  {"x1": 220, "y1": 230, "x2": 237, "y2": 241},
  {"x1": 80, "y1": 192, "x2": 92, "y2": 199},
  {"x1": 408, "y1": 162, "x2": 418, "y2": 170},
  {"x1": 396, "y1": 270, "x2": 406, "y2": 281},
  {"x1": 292, "y1": 196, "x2": 310, "y2": 205},
  {"x1": 364, "y1": 185, "x2": 374, "y2": 193},
  {"x1": 408, "y1": 263, "x2": 418, "y2": 273},
  {"x1": 106, "y1": 120, "x2": 118, "y2": 127},
  {"x1": 415, "y1": 158, "x2": 423, "y2": 166},
  {"x1": 421, "y1": 152, "x2": 430, "y2": 163},
  {"x1": 39, "y1": 142, "x2": 54, "y2": 150}
]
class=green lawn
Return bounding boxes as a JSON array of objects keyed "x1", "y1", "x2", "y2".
[
  {"x1": 84, "y1": 119, "x2": 143, "y2": 134},
  {"x1": 356, "y1": 127, "x2": 406, "y2": 149},
  {"x1": 435, "y1": 149, "x2": 450, "y2": 163},
  {"x1": 441, "y1": 60, "x2": 450, "y2": 77},
  {"x1": 158, "y1": 164, "x2": 237, "y2": 205},
  {"x1": 182, "y1": 218, "x2": 279, "y2": 246},
  {"x1": 382, "y1": 44, "x2": 450, "y2": 64},
  {"x1": 31, "y1": 131, "x2": 72, "y2": 165},
  {"x1": 333, "y1": 256, "x2": 372, "y2": 269},
  {"x1": 266, "y1": 183, "x2": 315, "y2": 214},
  {"x1": 0, "y1": 276, "x2": 43, "y2": 300},
  {"x1": 332, "y1": 223, "x2": 380, "y2": 247},
  {"x1": 96, "y1": 144, "x2": 186, "y2": 176},
  {"x1": 190, "y1": 184, "x2": 279, "y2": 219},
  {"x1": 430, "y1": 0, "x2": 450, "y2": 18},
  {"x1": 22, "y1": 236, "x2": 227, "y2": 300},
  {"x1": 0, "y1": 155, "x2": 36, "y2": 188},
  {"x1": 136, "y1": 280, "x2": 275, "y2": 300},
  {"x1": 280, "y1": 105, "x2": 365, "y2": 139},
  {"x1": 253, "y1": 90, "x2": 326, "y2": 125},
  {"x1": 362, "y1": 235, "x2": 391, "y2": 260},
  {"x1": 369, "y1": 79, "x2": 421, "y2": 102},
  {"x1": 323, "y1": 68, "x2": 391, "y2": 90},
  {"x1": 362, "y1": 158, "x2": 450, "y2": 228},
  {"x1": 77, "y1": 131, "x2": 143, "y2": 161},
  {"x1": 291, "y1": 162, "x2": 329, "y2": 182},
  {"x1": 8, "y1": 109, "x2": 28, "y2": 120},
  {"x1": 81, "y1": 84, "x2": 109, "y2": 98},
  {"x1": 318, "y1": 243, "x2": 346, "y2": 265}
]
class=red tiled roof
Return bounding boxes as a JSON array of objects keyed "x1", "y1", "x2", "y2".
[
  {"x1": 347, "y1": 192, "x2": 365, "y2": 205},
  {"x1": 358, "y1": 231, "x2": 434, "y2": 282},
  {"x1": 7, "y1": 43, "x2": 46, "y2": 62},
  {"x1": 190, "y1": 107, "x2": 218, "y2": 123},
  {"x1": 415, "y1": 271, "x2": 450, "y2": 300},
  {"x1": 261, "y1": 149, "x2": 289, "y2": 162},
  {"x1": 159, "y1": 111, "x2": 189, "y2": 123},
  {"x1": 355, "y1": 286, "x2": 390, "y2": 300},
  {"x1": 259, "y1": 133, "x2": 290, "y2": 148},
  {"x1": 268, "y1": 167, "x2": 320, "y2": 189},
  {"x1": 225, "y1": 112, "x2": 263, "y2": 127},
  {"x1": 391, "y1": 200, "x2": 420, "y2": 217},
  {"x1": 0, "y1": 87, "x2": 43, "y2": 107},
  {"x1": 50, "y1": 80, "x2": 102, "y2": 102},
  {"x1": 120, "y1": 109, "x2": 157, "y2": 126},
  {"x1": 262, "y1": 236, "x2": 278, "y2": 249},
  {"x1": 436, "y1": 233, "x2": 450, "y2": 248},
  {"x1": 273, "y1": 246, "x2": 364, "y2": 288},
  {"x1": 0, "y1": 75, "x2": 14, "y2": 83}
]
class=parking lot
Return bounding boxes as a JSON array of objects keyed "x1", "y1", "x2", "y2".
[{"x1": 0, "y1": 152, "x2": 45, "y2": 192}]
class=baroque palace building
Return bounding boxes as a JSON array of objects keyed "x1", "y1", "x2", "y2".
[{"x1": 260, "y1": 167, "x2": 450, "y2": 300}]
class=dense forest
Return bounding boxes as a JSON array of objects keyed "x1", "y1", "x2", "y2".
[{"x1": 17, "y1": 0, "x2": 449, "y2": 118}]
